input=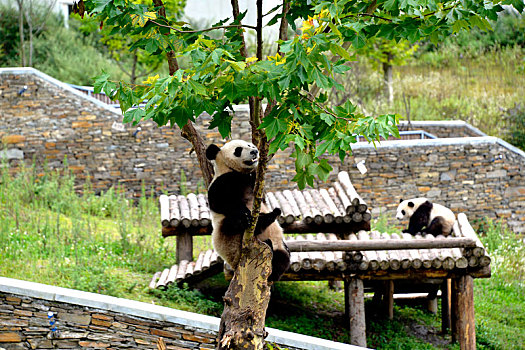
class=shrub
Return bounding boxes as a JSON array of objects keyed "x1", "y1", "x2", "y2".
[{"x1": 503, "y1": 103, "x2": 525, "y2": 150}]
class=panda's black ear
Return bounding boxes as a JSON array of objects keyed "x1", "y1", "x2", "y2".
[
  {"x1": 399, "y1": 198, "x2": 404, "y2": 203},
  {"x1": 206, "y1": 144, "x2": 220, "y2": 160},
  {"x1": 408, "y1": 201, "x2": 414, "y2": 207}
]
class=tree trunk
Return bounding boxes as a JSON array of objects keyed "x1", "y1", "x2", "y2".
[
  {"x1": 130, "y1": 53, "x2": 138, "y2": 85},
  {"x1": 382, "y1": 53, "x2": 393, "y2": 104},
  {"x1": 26, "y1": 13, "x2": 33, "y2": 66},
  {"x1": 217, "y1": 237, "x2": 273, "y2": 350},
  {"x1": 17, "y1": 0, "x2": 26, "y2": 66}
]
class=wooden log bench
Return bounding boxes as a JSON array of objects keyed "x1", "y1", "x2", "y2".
[{"x1": 154, "y1": 171, "x2": 490, "y2": 349}]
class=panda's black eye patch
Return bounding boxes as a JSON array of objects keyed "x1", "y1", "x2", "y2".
[
  {"x1": 234, "y1": 147, "x2": 243, "y2": 157},
  {"x1": 401, "y1": 210, "x2": 405, "y2": 215}
]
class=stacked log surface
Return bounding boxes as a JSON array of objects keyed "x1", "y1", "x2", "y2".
[
  {"x1": 150, "y1": 250, "x2": 222, "y2": 289},
  {"x1": 282, "y1": 231, "x2": 485, "y2": 276},
  {"x1": 160, "y1": 171, "x2": 372, "y2": 236}
]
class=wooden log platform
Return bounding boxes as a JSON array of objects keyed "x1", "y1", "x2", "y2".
[
  {"x1": 159, "y1": 171, "x2": 372, "y2": 237},
  {"x1": 151, "y1": 230, "x2": 491, "y2": 288},
  {"x1": 155, "y1": 170, "x2": 489, "y2": 349}
]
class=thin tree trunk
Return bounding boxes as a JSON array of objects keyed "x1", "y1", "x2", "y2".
[
  {"x1": 383, "y1": 52, "x2": 393, "y2": 104},
  {"x1": 130, "y1": 53, "x2": 138, "y2": 85},
  {"x1": 17, "y1": 0, "x2": 26, "y2": 66},
  {"x1": 24, "y1": 10, "x2": 33, "y2": 66}
]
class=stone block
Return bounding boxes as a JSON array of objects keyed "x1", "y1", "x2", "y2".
[
  {"x1": 486, "y1": 170, "x2": 507, "y2": 178},
  {"x1": 0, "y1": 332, "x2": 21, "y2": 342},
  {"x1": 2, "y1": 135, "x2": 25, "y2": 144},
  {"x1": 58, "y1": 312, "x2": 91, "y2": 326}
]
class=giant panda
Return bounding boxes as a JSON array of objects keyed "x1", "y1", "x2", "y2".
[
  {"x1": 205, "y1": 139, "x2": 290, "y2": 281},
  {"x1": 396, "y1": 198, "x2": 456, "y2": 236}
]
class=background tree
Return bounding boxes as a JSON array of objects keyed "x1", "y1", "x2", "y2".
[
  {"x1": 14, "y1": 0, "x2": 57, "y2": 66},
  {"x1": 77, "y1": 0, "x2": 519, "y2": 348},
  {"x1": 76, "y1": 0, "x2": 185, "y2": 84},
  {"x1": 362, "y1": 38, "x2": 418, "y2": 104}
]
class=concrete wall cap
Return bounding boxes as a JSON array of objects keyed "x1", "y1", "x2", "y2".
[
  {"x1": 353, "y1": 136, "x2": 525, "y2": 161},
  {"x1": 398, "y1": 120, "x2": 486, "y2": 136}
]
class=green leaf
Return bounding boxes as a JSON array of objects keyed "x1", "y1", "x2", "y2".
[
  {"x1": 93, "y1": 71, "x2": 110, "y2": 94},
  {"x1": 208, "y1": 111, "x2": 233, "y2": 139},
  {"x1": 92, "y1": 0, "x2": 111, "y2": 13},
  {"x1": 188, "y1": 78, "x2": 206, "y2": 95},
  {"x1": 329, "y1": 43, "x2": 351, "y2": 61},
  {"x1": 311, "y1": 68, "x2": 331, "y2": 89},
  {"x1": 315, "y1": 140, "x2": 332, "y2": 158},
  {"x1": 320, "y1": 113, "x2": 335, "y2": 126},
  {"x1": 123, "y1": 108, "x2": 145, "y2": 125}
]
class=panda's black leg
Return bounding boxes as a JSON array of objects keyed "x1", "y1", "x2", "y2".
[
  {"x1": 424, "y1": 218, "x2": 444, "y2": 236},
  {"x1": 221, "y1": 214, "x2": 250, "y2": 236},
  {"x1": 269, "y1": 243, "x2": 291, "y2": 282},
  {"x1": 255, "y1": 208, "x2": 281, "y2": 235},
  {"x1": 403, "y1": 215, "x2": 426, "y2": 234}
]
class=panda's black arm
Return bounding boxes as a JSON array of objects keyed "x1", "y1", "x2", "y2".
[
  {"x1": 255, "y1": 208, "x2": 281, "y2": 235},
  {"x1": 208, "y1": 172, "x2": 252, "y2": 218},
  {"x1": 404, "y1": 202, "x2": 432, "y2": 234}
]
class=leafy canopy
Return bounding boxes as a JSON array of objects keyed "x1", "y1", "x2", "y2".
[{"x1": 80, "y1": 0, "x2": 517, "y2": 188}]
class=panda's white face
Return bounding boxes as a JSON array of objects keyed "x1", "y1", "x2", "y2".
[
  {"x1": 215, "y1": 140, "x2": 259, "y2": 174},
  {"x1": 396, "y1": 198, "x2": 428, "y2": 220}
]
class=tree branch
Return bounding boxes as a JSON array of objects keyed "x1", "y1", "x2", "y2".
[
  {"x1": 152, "y1": 0, "x2": 179, "y2": 74},
  {"x1": 277, "y1": 0, "x2": 290, "y2": 56},
  {"x1": 149, "y1": 20, "x2": 257, "y2": 33},
  {"x1": 153, "y1": 0, "x2": 212, "y2": 186},
  {"x1": 181, "y1": 122, "x2": 214, "y2": 187}
]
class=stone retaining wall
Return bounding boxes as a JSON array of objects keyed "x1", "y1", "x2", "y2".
[
  {"x1": 343, "y1": 138, "x2": 525, "y2": 233},
  {"x1": 0, "y1": 277, "x2": 363, "y2": 350},
  {"x1": 1, "y1": 68, "x2": 524, "y2": 232}
]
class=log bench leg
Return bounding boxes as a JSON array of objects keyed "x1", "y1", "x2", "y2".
[
  {"x1": 176, "y1": 233, "x2": 193, "y2": 263},
  {"x1": 442, "y1": 279, "x2": 451, "y2": 334},
  {"x1": 384, "y1": 280, "x2": 394, "y2": 320},
  {"x1": 452, "y1": 276, "x2": 476, "y2": 350},
  {"x1": 344, "y1": 278, "x2": 366, "y2": 347}
]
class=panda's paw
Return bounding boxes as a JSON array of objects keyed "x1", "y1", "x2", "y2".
[
  {"x1": 272, "y1": 208, "x2": 282, "y2": 218},
  {"x1": 402, "y1": 229, "x2": 411, "y2": 233}
]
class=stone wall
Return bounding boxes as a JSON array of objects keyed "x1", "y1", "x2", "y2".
[
  {"x1": 1, "y1": 68, "x2": 524, "y2": 232},
  {"x1": 342, "y1": 138, "x2": 525, "y2": 233},
  {"x1": 0, "y1": 277, "x2": 362, "y2": 350}
]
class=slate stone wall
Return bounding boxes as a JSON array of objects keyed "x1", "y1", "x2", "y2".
[
  {"x1": 0, "y1": 293, "x2": 217, "y2": 349},
  {"x1": 0, "y1": 277, "x2": 357, "y2": 350},
  {"x1": 1, "y1": 69, "x2": 524, "y2": 232},
  {"x1": 342, "y1": 139, "x2": 525, "y2": 233}
]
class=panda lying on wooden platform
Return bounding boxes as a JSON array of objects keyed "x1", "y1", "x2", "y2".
[
  {"x1": 396, "y1": 198, "x2": 456, "y2": 236},
  {"x1": 205, "y1": 139, "x2": 290, "y2": 281}
]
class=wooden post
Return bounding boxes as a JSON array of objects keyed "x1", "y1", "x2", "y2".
[
  {"x1": 344, "y1": 278, "x2": 367, "y2": 347},
  {"x1": 427, "y1": 297, "x2": 438, "y2": 314},
  {"x1": 176, "y1": 233, "x2": 193, "y2": 263},
  {"x1": 442, "y1": 279, "x2": 451, "y2": 334},
  {"x1": 452, "y1": 276, "x2": 476, "y2": 350},
  {"x1": 384, "y1": 280, "x2": 394, "y2": 320}
]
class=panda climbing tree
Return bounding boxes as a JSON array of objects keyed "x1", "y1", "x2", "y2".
[{"x1": 76, "y1": 0, "x2": 513, "y2": 348}]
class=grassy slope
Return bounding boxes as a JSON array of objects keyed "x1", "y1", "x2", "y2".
[
  {"x1": 1, "y1": 165, "x2": 524, "y2": 349},
  {"x1": 349, "y1": 46, "x2": 524, "y2": 138}
]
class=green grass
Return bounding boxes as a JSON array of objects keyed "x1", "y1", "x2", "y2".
[
  {"x1": 1, "y1": 164, "x2": 524, "y2": 349},
  {"x1": 339, "y1": 45, "x2": 524, "y2": 140}
]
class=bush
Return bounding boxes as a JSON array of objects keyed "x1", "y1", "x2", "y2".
[
  {"x1": 416, "y1": 12, "x2": 525, "y2": 64},
  {"x1": 503, "y1": 103, "x2": 525, "y2": 150},
  {"x1": 32, "y1": 20, "x2": 125, "y2": 85}
]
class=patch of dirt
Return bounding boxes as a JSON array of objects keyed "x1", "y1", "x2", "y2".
[{"x1": 405, "y1": 321, "x2": 452, "y2": 348}]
